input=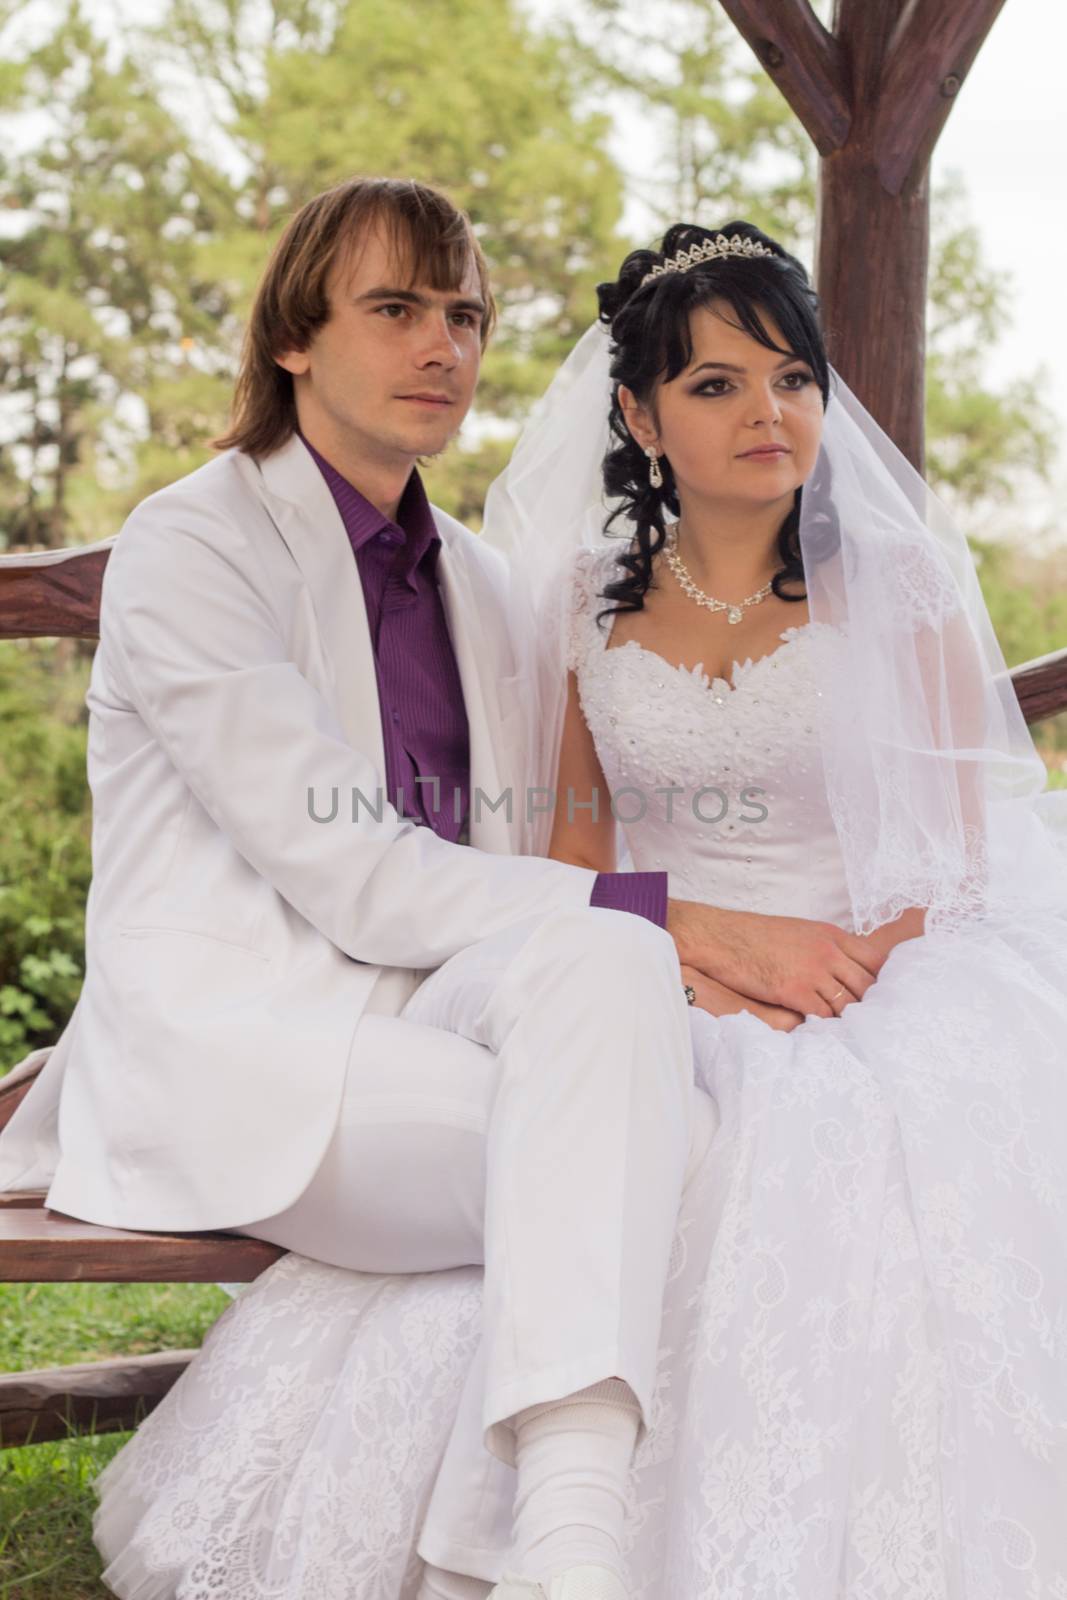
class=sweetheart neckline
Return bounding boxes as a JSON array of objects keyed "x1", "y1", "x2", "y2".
[{"x1": 600, "y1": 624, "x2": 817, "y2": 697}]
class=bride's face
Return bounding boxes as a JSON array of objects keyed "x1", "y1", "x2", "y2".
[{"x1": 620, "y1": 298, "x2": 824, "y2": 510}]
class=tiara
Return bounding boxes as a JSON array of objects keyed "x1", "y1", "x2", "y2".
[{"x1": 638, "y1": 233, "x2": 776, "y2": 290}]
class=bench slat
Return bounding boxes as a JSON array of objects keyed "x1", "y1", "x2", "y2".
[
  {"x1": 0, "y1": 1349, "x2": 194, "y2": 1448},
  {"x1": 0, "y1": 1189, "x2": 48, "y2": 1210},
  {"x1": 0, "y1": 1206, "x2": 285, "y2": 1282}
]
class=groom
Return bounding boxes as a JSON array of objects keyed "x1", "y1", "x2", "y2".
[{"x1": 0, "y1": 177, "x2": 889, "y2": 1600}]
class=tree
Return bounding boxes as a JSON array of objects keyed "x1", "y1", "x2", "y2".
[
  {"x1": 0, "y1": 0, "x2": 1054, "y2": 535},
  {"x1": 0, "y1": 640, "x2": 92, "y2": 1071},
  {"x1": 144, "y1": 0, "x2": 627, "y2": 518},
  {"x1": 0, "y1": 2, "x2": 236, "y2": 548},
  {"x1": 925, "y1": 173, "x2": 1054, "y2": 506},
  {"x1": 565, "y1": 0, "x2": 814, "y2": 245}
]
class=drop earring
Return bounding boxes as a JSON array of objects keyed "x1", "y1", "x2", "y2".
[{"x1": 645, "y1": 446, "x2": 664, "y2": 489}]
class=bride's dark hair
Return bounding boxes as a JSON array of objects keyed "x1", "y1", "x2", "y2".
[{"x1": 595, "y1": 220, "x2": 831, "y2": 624}]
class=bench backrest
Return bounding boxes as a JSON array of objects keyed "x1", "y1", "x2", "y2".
[
  {"x1": 0, "y1": 541, "x2": 115, "y2": 640},
  {"x1": 2, "y1": 540, "x2": 1066, "y2": 723}
]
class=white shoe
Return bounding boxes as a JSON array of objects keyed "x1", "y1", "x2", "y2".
[{"x1": 488, "y1": 1565, "x2": 628, "y2": 1600}]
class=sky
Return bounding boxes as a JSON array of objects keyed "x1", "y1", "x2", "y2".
[
  {"x1": 930, "y1": 1, "x2": 1066, "y2": 436},
  {"x1": 901, "y1": 0, "x2": 1067, "y2": 542}
]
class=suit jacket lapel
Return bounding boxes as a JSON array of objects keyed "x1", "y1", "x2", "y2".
[
  {"x1": 245, "y1": 437, "x2": 387, "y2": 783},
  {"x1": 434, "y1": 535, "x2": 515, "y2": 855},
  {"x1": 241, "y1": 440, "x2": 517, "y2": 854}
]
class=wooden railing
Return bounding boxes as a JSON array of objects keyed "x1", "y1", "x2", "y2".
[
  {"x1": 3, "y1": 541, "x2": 1066, "y2": 725},
  {"x1": 0, "y1": 540, "x2": 116, "y2": 640},
  {"x1": 0, "y1": 536, "x2": 289, "y2": 1448}
]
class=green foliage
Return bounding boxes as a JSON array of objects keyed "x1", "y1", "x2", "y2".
[
  {"x1": 0, "y1": 643, "x2": 92, "y2": 1073},
  {"x1": 0, "y1": 1, "x2": 236, "y2": 548},
  {"x1": 0, "y1": 0, "x2": 630, "y2": 533},
  {"x1": 564, "y1": 0, "x2": 815, "y2": 246},
  {"x1": 974, "y1": 541, "x2": 1067, "y2": 671},
  {"x1": 926, "y1": 174, "x2": 1054, "y2": 504},
  {"x1": 142, "y1": 0, "x2": 626, "y2": 518},
  {"x1": 973, "y1": 539, "x2": 1067, "y2": 757}
]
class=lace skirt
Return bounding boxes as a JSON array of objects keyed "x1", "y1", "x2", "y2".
[{"x1": 92, "y1": 911, "x2": 1067, "y2": 1599}]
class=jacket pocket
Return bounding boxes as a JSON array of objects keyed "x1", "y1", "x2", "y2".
[{"x1": 117, "y1": 925, "x2": 271, "y2": 962}]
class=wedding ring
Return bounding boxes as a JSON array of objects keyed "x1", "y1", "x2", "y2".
[
  {"x1": 683, "y1": 984, "x2": 696, "y2": 1006},
  {"x1": 831, "y1": 987, "x2": 846, "y2": 1002}
]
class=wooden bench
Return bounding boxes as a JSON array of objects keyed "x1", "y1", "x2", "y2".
[
  {"x1": 1, "y1": 540, "x2": 1066, "y2": 1449},
  {"x1": 0, "y1": 542, "x2": 286, "y2": 1447}
]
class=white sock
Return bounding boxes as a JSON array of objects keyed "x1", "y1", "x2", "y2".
[
  {"x1": 417, "y1": 1564, "x2": 493, "y2": 1599},
  {"x1": 507, "y1": 1376, "x2": 640, "y2": 1586}
]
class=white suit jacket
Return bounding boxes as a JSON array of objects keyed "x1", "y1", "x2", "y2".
[{"x1": 0, "y1": 436, "x2": 596, "y2": 1230}]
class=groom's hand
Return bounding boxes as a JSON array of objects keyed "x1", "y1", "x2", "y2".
[
  {"x1": 667, "y1": 899, "x2": 887, "y2": 1020},
  {"x1": 679, "y1": 964, "x2": 805, "y2": 1033}
]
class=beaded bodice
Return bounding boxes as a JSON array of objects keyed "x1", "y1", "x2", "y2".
[{"x1": 567, "y1": 544, "x2": 855, "y2": 927}]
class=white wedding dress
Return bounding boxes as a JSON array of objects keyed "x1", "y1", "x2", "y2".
[{"x1": 93, "y1": 542, "x2": 1067, "y2": 1599}]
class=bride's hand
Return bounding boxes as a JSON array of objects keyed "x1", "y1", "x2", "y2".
[
  {"x1": 668, "y1": 899, "x2": 886, "y2": 1020},
  {"x1": 680, "y1": 964, "x2": 805, "y2": 1033},
  {"x1": 866, "y1": 905, "x2": 927, "y2": 962}
]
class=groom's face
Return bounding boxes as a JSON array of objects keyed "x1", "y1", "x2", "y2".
[{"x1": 276, "y1": 226, "x2": 486, "y2": 469}]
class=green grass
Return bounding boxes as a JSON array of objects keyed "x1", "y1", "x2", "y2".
[
  {"x1": 0, "y1": 1282, "x2": 230, "y2": 1599},
  {"x1": 0, "y1": 1282, "x2": 230, "y2": 1372},
  {"x1": 0, "y1": 1431, "x2": 129, "y2": 1600}
]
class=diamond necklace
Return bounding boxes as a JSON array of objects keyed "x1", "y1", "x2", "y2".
[{"x1": 662, "y1": 524, "x2": 774, "y2": 625}]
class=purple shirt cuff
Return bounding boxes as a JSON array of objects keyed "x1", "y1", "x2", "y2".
[{"x1": 590, "y1": 871, "x2": 669, "y2": 929}]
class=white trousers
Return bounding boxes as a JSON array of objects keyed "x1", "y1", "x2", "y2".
[{"x1": 234, "y1": 905, "x2": 719, "y2": 1467}]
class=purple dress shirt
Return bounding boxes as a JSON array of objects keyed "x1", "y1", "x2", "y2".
[{"x1": 300, "y1": 436, "x2": 668, "y2": 929}]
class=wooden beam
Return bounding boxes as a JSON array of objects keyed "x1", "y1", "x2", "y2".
[
  {"x1": 808, "y1": 0, "x2": 925, "y2": 465},
  {"x1": 715, "y1": 0, "x2": 851, "y2": 154},
  {"x1": 0, "y1": 1350, "x2": 194, "y2": 1448},
  {"x1": 873, "y1": 0, "x2": 1010, "y2": 194},
  {"x1": 833, "y1": 0, "x2": 903, "y2": 100},
  {"x1": 817, "y1": 156, "x2": 930, "y2": 468}
]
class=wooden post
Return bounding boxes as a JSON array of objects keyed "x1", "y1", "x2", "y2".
[{"x1": 716, "y1": 0, "x2": 1008, "y2": 471}]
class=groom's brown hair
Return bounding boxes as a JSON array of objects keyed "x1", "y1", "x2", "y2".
[{"x1": 215, "y1": 176, "x2": 496, "y2": 460}]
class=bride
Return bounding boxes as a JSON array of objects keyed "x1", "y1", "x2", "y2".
[{"x1": 91, "y1": 222, "x2": 1067, "y2": 1599}]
